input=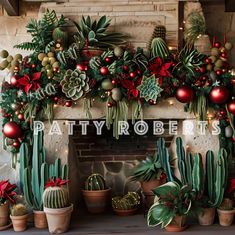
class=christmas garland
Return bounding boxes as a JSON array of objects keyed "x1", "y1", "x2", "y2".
[{"x1": 0, "y1": 10, "x2": 234, "y2": 157}]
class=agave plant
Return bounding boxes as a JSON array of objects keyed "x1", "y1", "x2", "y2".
[
  {"x1": 73, "y1": 15, "x2": 127, "y2": 49},
  {"x1": 131, "y1": 153, "x2": 164, "y2": 182},
  {"x1": 0, "y1": 180, "x2": 17, "y2": 204},
  {"x1": 147, "y1": 181, "x2": 197, "y2": 228}
]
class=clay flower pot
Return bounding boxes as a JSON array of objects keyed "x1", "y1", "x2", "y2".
[
  {"x1": 82, "y1": 188, "x2": 111, "y2": 214},
  {"x1": 10, "y1": 214, "x2": 28, "y2": 232},
  {"x1": 217, "y1": 208, "x2": 235, "y2": 226},
  {"x1": 141, "y1": 178, "x2": 165, "y2": 208},
  {"x1": 113, "y1": 207, "x2": 138, "y2": 216},
  {"x1": 33, "y1": 210, "x2": 48, "y2": 229},
  {"x1": 165, "y1": 215, "x2": 187, "y2": 232},
  {"x1": 44, "y1": 204, "x2": 73, "y2": 234},
  {"x1": 198, "y1": 207, "x2": 215, "y2": 225},
  {"x1": 0, "y1": 201, "x2": 9, "y2": 227}
]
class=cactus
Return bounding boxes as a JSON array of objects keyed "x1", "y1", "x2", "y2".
[
  {"x1": 148, "y1": 25, "x2": 166, "y2": 49},
  {"x1": 150, "y1": 37, "x2": 170, "y2": 60},
  {"x1": 192, "y1": 153, "x2": 204, "y2": 194},
  {"x1": 84, "y1": 174, "x2": 106, "y2": 191},
  {"x1": 43, "y1": 186, "x2": 69, "y2": 209},
  {"x1": 19, "y1": 143, "x2": 29, "y2": 191},
  {"x1": 112, "y1": 192, "x2": 140, "y2": 210},
  {"x1": 21, "y1": 130, "x2": 69, "y2": 211},
  {"x1": 11, "y1": 204, "x2": 28, "y2": 216}
]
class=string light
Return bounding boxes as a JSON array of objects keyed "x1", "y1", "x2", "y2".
[{"x1": 168, "y1": 99, "x2": 174, "y2": 105}]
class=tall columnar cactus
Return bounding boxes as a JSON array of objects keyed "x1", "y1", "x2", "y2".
[
  {"x1": 192, "y1": 153, "x2": 204, "y2": 194},
  {"x1": 19, "y1": 143, "x2": 29, "y2": 191},
  {"x1": 20, "y1": 130, "x2": 69, "y2": 211},
  {"x1": 85, "y1": 174, "x2": 106, "y2": 191},
  {"x1": 43, "y1": 186, "x2": 69, "y2": 209}
]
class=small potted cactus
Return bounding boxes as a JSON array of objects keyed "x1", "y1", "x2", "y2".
[
  {"x1": 43, "y1": 178, "x2": 73, "y2": 234},
  {"x1": 217, "y1": 198, "x2": 235, "y2": 226},
  {"x1": 82, "y1": 173, "x2": 111, "y2": 214},
  {"x1": 10, "y1": 204, "x2": 28, "y2": 232},
  {"x1": 112, "y1": 192, "x2": 140, "y2": 216}
]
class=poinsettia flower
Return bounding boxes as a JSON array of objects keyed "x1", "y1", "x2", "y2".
[
  {"x1": 227, "y1": 178, "x2": 235, "y2": 194},
  {"x1": 0, "y1": 180, "x2": 17, "y2": 204},
  {"x1": 149, "y1": 57, "x2": 172, "y2": 85},
  {"x1": 18, "y1": 72, "x2": 41, "y2": 94},
  {"x1": 45, "y1": 178, "x2": 69, "y2": 189},
  {"x1": 121, "y1": 80, "x2": 139, "y2": 99}
]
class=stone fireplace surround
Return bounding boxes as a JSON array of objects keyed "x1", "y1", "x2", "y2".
[{"x1": 43, "y1": 98, "x2": 219, "y2": 209}]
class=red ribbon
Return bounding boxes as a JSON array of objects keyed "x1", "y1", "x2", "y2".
[
  {"x1": 18, "y1": 72, "x2": 41, "y2": 94},
  {"x1": 120, "y1": 78, "x2": 142, "y2": 100}
]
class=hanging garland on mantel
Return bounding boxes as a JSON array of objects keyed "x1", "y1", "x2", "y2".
[{"x1": 0, "y1": 10, "x2": 234, "y2": 155}]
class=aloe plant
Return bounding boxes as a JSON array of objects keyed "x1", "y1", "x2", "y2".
[{"x1": 73, "y1": 15, "x2": 127, "y2": 49}]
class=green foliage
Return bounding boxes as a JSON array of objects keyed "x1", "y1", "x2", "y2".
[
  {"x1": 112, "y1": 192, "x2": 140, "y2": 210},
  {"x1": 74, "y1": 15, "x2": 127, "y2": 49},
  {"x1": 43, "y1": 186, "x2": 70, "y2": 209},
  {"x1": 14, "y1": 10, "x2": 66, "y2": 52},
  {"x1": 137, "y1": 75, "x2": 163, "y2": 102},
  {"x1": 147, "y1": 181, "x2": 197, "y2": 228},
  {"x1": 150, "y1": 37, "x2": 170, "y2": 60},
  {"x1": 185, "y1": 11, "x2": 206, "y2": 43},
  {"x1": 60, "y1": 69, "x2": 89, "y2": 100},
  {"x1": 130, "y1": 154, "x2": 164, "y2": 182},
  {"x1": 84, "y1": 173, "x2": 106, "y2": 191}
]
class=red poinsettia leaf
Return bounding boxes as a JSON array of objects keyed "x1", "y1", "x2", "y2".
[
  {"x1": 17, "y1": 76, "x2": 30, "y2": 86},
  {"x1": 155, "y1": 57, "x2": 163, "y2": 66},
  {"x1": 120, "y1": 80, "x2": 134, "y2": 89},
  {"x1": 32, "y1": 72, "x2": 41, "y2": 81},
  {"x1": 25, "y1": 84, "x2": 32, "y2": 94},
  {"x1": 131, "y1": 89, "x2": 139, "y2": 98},
  {"x1": 31, "y1": 83, "x2": 40, "y2": 92}
]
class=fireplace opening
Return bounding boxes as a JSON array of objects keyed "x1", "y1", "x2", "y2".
[{"x1": 68, "y1": 119, "x2": 176, "y2": 210}]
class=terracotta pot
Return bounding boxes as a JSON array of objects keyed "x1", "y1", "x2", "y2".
[
  {"x1": 113, "y1": 207, "x2": 138, "y2": 216},
  {"x1": 165, "y1": 215, "x2": 187, "y2": 232},
  {"x1": 0, "y1": 201, "x2": 9, "y2": 227},
  {"x1": 44, "y1": 204, "x2": 73, "y2": 234},
  {"x1": 217, "y1": 208, "x2": 235, "y2": 226},
  {"x1": 10, "y1": 214, "x2": 28, "y2": 232},
  {"x1": 141, "y1": 179, "x2": 165, "y2": 208},
  {"x1": 82, "y1": 188, "x2": 111, "y2": 214},
  {"x1": 81, "y1": 48, "x2": 104, "y2": 61},
  {"x1": 198, "y1": 207, "x2": 215, "y2": 225},
  {"x1": 33, "y1": 210, "x2": 48, "y2": 229}
]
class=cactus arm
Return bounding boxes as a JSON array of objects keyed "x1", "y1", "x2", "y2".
[
  {"x1": 61, "y1": 165, "x2": 69, "y2": 180},
  {"x1": 206, "y1": 150, "x2": 215, "y2": 201},
  {"x1": 19, "y1": 143, "x2": 29, "y2": 190},
  {"x1": 54, "y1": 158, "x2": 61, "y2": 178},
  {"x1": 23, "y1": 168, "x2": 34, "y2": 208},
  {"x1": 186, "y1": 152, "x2": 193, "y2": 187},
  {"x1": 49, "y1": 164, "x2": 55, "y2": 178},
  {"x1": 192, "y1": 153, "x2": 204, "y2": 194}
]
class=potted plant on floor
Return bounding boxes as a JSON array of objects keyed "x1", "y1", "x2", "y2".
[
  {"x1": 112, "y1": 192, "x2": 140, "y2": 216},
  {"x1": 147, "y1": 181, "x2": 197, "y2": 232},
  {"x1": 10, "y1": 203, "x2": 28, "y2": 232},
  {"x1": 43, "y1": 178, "x2": 73, "y2": 234},
  {"x1": 20, "y1": 130, "x2": 68, "y2": 229},
  {"x1": 217, "y1": 198, "x2": 234, "y2": 226},
  {"x1": 82, "y1": 173, "x2": 111, "y2": 214},
  {"x1": 0, "y1": 180, "x2": 16, "y2": 229}
]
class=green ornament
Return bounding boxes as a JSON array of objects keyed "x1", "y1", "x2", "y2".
[
  {"x1": 60, "y1": 69, "x2": 89, "y2": 100},
  {"x1": 137, "y1": 75, "x2": 163, "y2": 102}
]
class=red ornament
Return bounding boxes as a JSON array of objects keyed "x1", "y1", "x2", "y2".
[
  {"x1": 176, "y1": 86, "x2": 194, "y2": 103},
  {"x1": 149, "y1": 100, "x2": 157, "y2": 105},
  {"x1": 65, "y1": 101, "x2": 72, "y2": 107},
  {"x1": 18, "y1": 113, "x2": 24, "y2": 121},
  {"x1": 12, "y1": 140, "x2": 21, "y2": 149},
  {"x1": 31, "y1": 64, "x2": 36, "y2": 69},
  {"x1": 53, "y1": 67, "x2": 59, "y2": 73},
  {"x1": 195, "y1": 67, "x2": 200, "y2": 72},
  {"x1": 227, "y1": 100, "x2": 235, "y2": 115},
  {"x1": 123, "y1": 65, "x2": 128, "y2": 71},
  {"x1": 112, "y1": 79, "x2": 117, "y2": 85},
  {"x1": 213, "y1": 42, "x2": 221, "y2": 48},
  {"x1": 219, "y1": 109, "x2": 226, "y2": 116},
  {"x1": 10, "y1": 75, "x2": 19, "y2": 86},
  {"x1": 3, "y1": 121, "x2": 22, "y2": 139},
  {"x1": 100, "y1": 66, "x2": 109, "y2": 75},
  {"x1": 216, "y1": 69, "x2": 223, "y2": 76},
  {"x1": 221, "y1": 52, "x2": 227, "y2": 58},
  {"x1": 53, "y1": 97, "x2": 59, "y2": 103},
  {"x1": 200, "y1": 66, "x2": 206, "y2": 74},
  {"x1": 105, "y1": 57, "x2": 111, "y2": 63},
  {"x1": 76, "y1": 64, "x2": 87, "y2": 71},
  {"x1": 201, "y1": 76, "x2": 207, "y2": 81},
  {"x1": 107, "y1": 102, "x2": 113, "y2": 108},
  {"x1": 205, "y1": 58, "x2": 212, "y2": 64},
  {"x1": 232, "y1": 137, "x2": 235, "y2": 142},
  {"x1": 160, "y1": 172, "x2": 166, "y2": 180},
  {"x1": 129, "y1": 72, "x2": 136, "y2": 79},
  {"x1": 209, "y1": 86, "x2": 229, "y2": 104}
]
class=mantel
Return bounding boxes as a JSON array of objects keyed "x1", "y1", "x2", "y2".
[{"x1": 53, "y1": 98, "x2": 195, "y2": 120}]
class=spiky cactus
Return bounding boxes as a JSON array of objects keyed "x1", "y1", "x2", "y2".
[
  {"x1": 148, "y1": 25, "x2": 166, "y2": 49},
  {"x1": 43, "y1": 187, "x2": 69, "y2": 209},
  {"x1": 150, "y1": 37, "x2": 170, "y2": 60},
  {"x1": 112, "y1": 192, "x2": 140, "y2": 210},
  {"x1": 11, "y1": 204, "x2": 28, "y2": 216},
  {"x1": 84, "y1": 174, "x2": 106, "y2": 191}
]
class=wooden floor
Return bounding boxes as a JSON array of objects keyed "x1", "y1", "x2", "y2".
[{"x1": 2, "y1": 212, "x2": 235, "y2": 235}]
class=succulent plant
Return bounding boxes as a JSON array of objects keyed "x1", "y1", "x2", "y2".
[
  {"x1": 61, "y1": 68, "x2": 89, "y2": 100},
  {"x1": 112, "y1": 192, "x2": 140, "y2": 210},
  {"x1": 73, "y1": 15, "x2": 127, "y2": 49},
  {"x1": 11, "y1": 204, "x2": 28, "y2": 216},
  {"x1": 84, "y1": 174, "x2": 106, "y2": 191},
  {"x1": 43, "y1": 185, "x2": 70, "y2": 209},
  {"x1": 137, "y1": 75, "x2": 163, "y2": 102},
  {"x1": 148, "y1": 25, "x2": 166, "y2": 49},
  {"x1": 150, "y1": 37, "x2": 170, "y2": 60}
]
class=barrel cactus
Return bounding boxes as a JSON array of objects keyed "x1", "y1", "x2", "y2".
[
  {"x1": 84, "y1": 174, "x2": 106, "y2": 191},
  {"x1": 112, "y1": 192, "x2": 140, "y2": 210},
  {"x1": 60, "y1": 68, "x2": 89, "y2": 100},
  {"x1": 11, "y1": 204, "x2": 28, "y2": 216},
  {"x1": 150, "y1": 37, "x2": 170, "y2": 60},
  {"x1": 43, "y1": 178, "x2": 70, "y2": 209},
  {"x1": 148, "y1": 25, "x2": 166, "y2": 49}
]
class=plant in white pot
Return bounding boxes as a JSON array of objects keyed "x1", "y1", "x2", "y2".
[
  {"x1": 0, "y1": 180, "x2": 16, "y2": 229},
  {"x1": 43, "y1": 178, "x2": 73, "y2": 234},
  {"x1": 10, "y1": 203, "x2": 28, "y2": 232}
]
